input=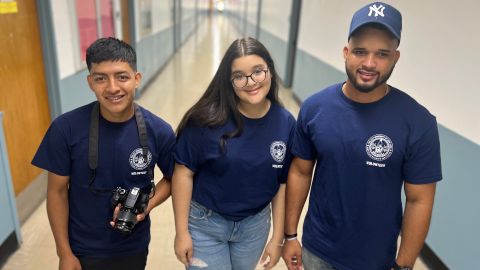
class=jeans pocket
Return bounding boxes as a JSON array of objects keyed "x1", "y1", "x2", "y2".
[{"x1": 189, "y1": 201, "x2": 209, "y2": 220}]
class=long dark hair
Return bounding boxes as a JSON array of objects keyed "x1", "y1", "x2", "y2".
[{"x1": 176, "y1": 37, "x2": 281, "y2": 152}]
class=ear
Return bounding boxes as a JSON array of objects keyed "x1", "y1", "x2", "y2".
[
  {"x1": 134, "y1": 72, "x2": 142, "y2": 88},
  {"x1": 343, "y1": 46, "x2": 349, "y2": 60},
  {"x1": 87, "y1": 74, "x2": 94, "y2": 91},
  {"x1": 394, "y1": 50, "x2": 400, "y2": 63}
]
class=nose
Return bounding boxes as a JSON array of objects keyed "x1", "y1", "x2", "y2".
[
  {"x1": 106, "y1": 76, "x2": 120, "y2": 92},
  {"x1": 363, "y1": 54, "x2": 376, "y2": 69},
  {"x1": 246, "y1": 75, "x2": 256, "y2": 87}
]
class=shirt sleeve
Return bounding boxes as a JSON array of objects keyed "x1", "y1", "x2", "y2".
[
  {"x1": 31, "y1": 120, "x2": 71, "y2": 176},
  {"x1": 403, "y1": 119, "x2": 443, "y2": 184},
  {"x1": 279, "y1": 116, "x2": 296, "y2": 183},
  {"x1": 174, "y1": 126, "x2": 205, "y2": 172},
  {"x1": 291, "y1": 106, "x2": 317, "y2": 160},
  {"x1": 155, "y1": 124, "x2": 176, "y2": 179}
]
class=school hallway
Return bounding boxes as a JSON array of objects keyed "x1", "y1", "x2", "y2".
[{"x1": 0, "y1": 13, "x2": 434, "y2": 270}]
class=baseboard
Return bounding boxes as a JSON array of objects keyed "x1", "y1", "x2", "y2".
[
  {"x1": 0, "y1": 233, "x2": 19, "y2": 268},
  {"x1": 16, "y1": 171, "x2": 47, "y2": 224}
]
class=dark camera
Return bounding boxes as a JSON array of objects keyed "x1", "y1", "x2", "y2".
[{"x1": 111, "y1": 187, "x2": 149, "y2": 234}]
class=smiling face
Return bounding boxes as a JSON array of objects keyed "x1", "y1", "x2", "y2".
[
  {"x1": 344, "y1": 26, "x2": 400, "y2": 94},
  {"x1": 87, "y1": 61, "x2": 142, "y2": 122},
  {"x1": 230, "y1": 54, "x2": 272, "y2": 110}
]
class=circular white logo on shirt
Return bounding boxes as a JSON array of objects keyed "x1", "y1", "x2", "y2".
[
  {"x1": 129, "y1": 148, "x2": 152, "y2": 170},
  {"x1": 270, "y1": 141, "x2": 287, "y2": 163},
  {"x1": 366, "y1": 134, "x2": 393, "y2": 161}
]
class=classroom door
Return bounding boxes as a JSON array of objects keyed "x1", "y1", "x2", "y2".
[{"x1": 0, "y1": 0, "x2": 51, "y2": 194}]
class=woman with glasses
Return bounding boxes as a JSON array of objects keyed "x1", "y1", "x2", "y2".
[{"x1": 172, "y1": 37, "x2": 295, "y2": 270}]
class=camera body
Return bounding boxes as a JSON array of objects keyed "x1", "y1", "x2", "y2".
[{"x1": 111, "y1": 187, "x2": 149, "y2": 234}]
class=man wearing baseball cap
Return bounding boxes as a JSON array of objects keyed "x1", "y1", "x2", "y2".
[{"x1": 282, "y1": 2, "x2": 442, "y2": 270}]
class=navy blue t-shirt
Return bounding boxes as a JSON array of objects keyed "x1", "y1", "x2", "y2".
[
  {"x1": 32, "y1": 102, "x2": 175, "y2": 258},
  {"x1": 293, "y1": 83, "x2": 442, "y2": 270},
  {"x1": 174, "y1": 103, "x2": 295, "y2": 221}
]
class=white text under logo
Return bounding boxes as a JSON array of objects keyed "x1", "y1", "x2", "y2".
[
  {"x1": 368, "y1": 4, "x2": 385, "y2": 17},
  {"x1": 129, "y1": 148, "x2": 152, "y2": 171},
  {"x1": 365, "y1": 134, "x2": 393, "y2": 163}
]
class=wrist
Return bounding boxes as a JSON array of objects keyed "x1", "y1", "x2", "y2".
[
  {"x1": 57, "y1": 249, "x2": 74, "y2": 259},
  {"x1": 393, "y1": 262, "x2": 412, "y2": 270},
  {"x1": 271, "y1": 234, "x2": 284, "y2": 243},
  {"x1": 269, "y1": 237, "x2": 285, "y2": 247},
  {"x1": 284, "y1": 232, "x2": 297, "y2": 238},
  {"x1": 284, "y1": 232, "x2": 298, "y2": 242},
  {"x1": 176, "y1": 228, "x2": 190, "y2": 236}
]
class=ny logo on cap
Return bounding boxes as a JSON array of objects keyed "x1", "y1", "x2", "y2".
[{"x1": 368, "y1": 4, "x2": 385, "y2": 17}]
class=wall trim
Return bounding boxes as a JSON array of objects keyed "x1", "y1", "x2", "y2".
[
  {"x1": 36, "y1": 0, "x2": 62, "y2": 120},
  {"x1": 16, "y1": 171, "x2": 47, "y2": 225},
  {"x1": 0, "y1": 233, "x2": 19, "y2": 268}
]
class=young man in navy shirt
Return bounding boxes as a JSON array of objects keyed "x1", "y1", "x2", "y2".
[
  {"x1": 282, "y1": 2, "x2": 442, "y2": 270},
  {"x1": 32, "y1": 37, "x2": 175, "y2": 270}
]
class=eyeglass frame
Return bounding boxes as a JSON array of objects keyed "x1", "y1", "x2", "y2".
[{"x1": 230, "y1": 69, "x2": 269, "y2": 88}]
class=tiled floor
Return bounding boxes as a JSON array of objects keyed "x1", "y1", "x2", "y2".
[{"x1": 2, "y1": 14, "x2": 428, "y2": 270}]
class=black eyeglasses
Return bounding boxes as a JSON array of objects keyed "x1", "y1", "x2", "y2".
[{"x1": 231, "y1": 69, "x2": 269, "y2": 88}]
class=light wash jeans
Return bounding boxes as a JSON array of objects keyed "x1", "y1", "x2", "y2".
[
  {"x1": 302, "y1": 247, "x2": 337, "y2": 270},
  {"x1": 187, "y1": 201, "x2": 271, "y2": 270}
]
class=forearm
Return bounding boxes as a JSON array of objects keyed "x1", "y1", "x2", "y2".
[
  {"x1": 271, "y1": 184, "x2": 286, "y2": 243},
  {"x1": 284, "y1": 170, "x2": 311, "y2": 235},
  {"x1": 171, "y1": 167, "x2": 194, "y2": 234},
  {"x1": 396, "y1": 200, "x2": 434, "y2": 266},
  {"x1": 46, "y1": 185, "x2": 72, "y2": 258},
  {"x1": 145, "y1": 177, "x2": 171, "y2": 214},
  {"x1": 282, "y1": 158, "x2": 313, "y2": 269}
]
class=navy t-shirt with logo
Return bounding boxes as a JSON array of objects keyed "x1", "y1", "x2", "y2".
[
  {"x1": 174, "y1": 102, "x2": 295, "y2": 221},
  {"x1": 293, "y1": 83, "x2": 442, "y2": 270},
  {"x1": 32, "y1": 102, "x2": 175, "y2": 258}
]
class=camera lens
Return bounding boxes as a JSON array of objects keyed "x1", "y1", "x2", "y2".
[{"x1": 114, "y1": 210, "x2": 137, "y2": 234}]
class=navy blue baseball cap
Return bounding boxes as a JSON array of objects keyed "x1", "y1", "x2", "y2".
[{"x1": 348, "y1": 2, "x2": 402, "y2": 42}]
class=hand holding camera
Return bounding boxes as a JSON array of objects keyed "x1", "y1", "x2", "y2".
[{"x1": 109, "y1": 187, "x2": 150, "y2": 234}]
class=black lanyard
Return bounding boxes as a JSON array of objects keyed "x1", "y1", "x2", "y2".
[{"x1": 88, "y1": 102, "x2": 154, "y2": 195}]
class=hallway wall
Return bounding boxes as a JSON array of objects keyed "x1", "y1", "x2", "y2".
[
  {"x1": 257, "y1": 0, "x2": 292, "y2": 84},
  {"x1": 136, "y1": 1, "x2": 175, "y2": 90},
  {"x1": 245, "y1": 0, "x2": 259, "y2": 38}
]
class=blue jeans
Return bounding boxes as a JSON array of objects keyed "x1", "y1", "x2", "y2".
[
  {"x1": 302, "y1": 247, "x2": 336, "y2": 270},
  {"x1": 187, "y1": 201, "x2": 271, "y2": 270}
]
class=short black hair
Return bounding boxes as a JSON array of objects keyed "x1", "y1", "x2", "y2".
[{"x1": 86, "y1": 37, "x2": 136, "y2": 71}]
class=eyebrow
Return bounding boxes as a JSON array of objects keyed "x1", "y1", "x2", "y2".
[
  {"x1": 252, "y1": 64, "x2": 266, "y2": 69},
  {"x1": 352, "y1": 47, "x2": 392, "y2": 53},
  {"x1": 91, "y1": 71, "x2": 131, "y2": 76},
  {"x1": 231, "y1": 64, "x2": 266, "y2": 74}
]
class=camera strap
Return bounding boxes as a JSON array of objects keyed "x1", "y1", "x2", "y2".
[{"x1": 88, "y1": 102, "x2": 155, "y2": 195}]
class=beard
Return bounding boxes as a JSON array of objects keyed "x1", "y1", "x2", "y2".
[{"x1": 345, "y1": 63, "x2": 396, "y2": 93}]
